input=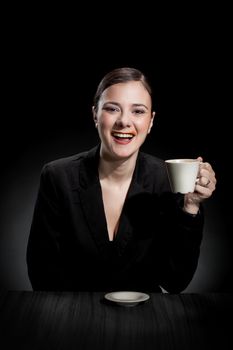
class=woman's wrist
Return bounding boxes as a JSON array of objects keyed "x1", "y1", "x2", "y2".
[{"x1": 183, "y1": 203, "x2": 200, "y2": 215}]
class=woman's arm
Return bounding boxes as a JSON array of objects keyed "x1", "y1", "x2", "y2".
[
  {"x1": 157, "y1": 193, "x2": 204, "y2": 293},
  {"x1": 26, "y1": 164, "x2": 65, "y2": 290}
]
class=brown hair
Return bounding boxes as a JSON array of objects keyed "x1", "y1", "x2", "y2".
[{"x1": 93, "y1": 67, "x2": 153, "y2": 111}]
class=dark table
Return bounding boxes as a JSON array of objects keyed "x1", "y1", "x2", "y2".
[{"x1": 0, "y1": 291, "x2": 232, "y2": 349}]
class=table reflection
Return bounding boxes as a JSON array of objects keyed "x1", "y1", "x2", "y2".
[{"x1": 0, "y1": 292, "x2": 232, "y2": 350}]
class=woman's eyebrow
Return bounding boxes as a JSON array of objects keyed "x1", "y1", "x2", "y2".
[
  {"x1": 103, "y1": 102, "x2": 149, "y2": 110},
  {"x1": 103, "y1": 101, "x2": 121, "y2": 107},
  {"x1": 132, "y1": 103, "x2": 148, "y2": 110}
]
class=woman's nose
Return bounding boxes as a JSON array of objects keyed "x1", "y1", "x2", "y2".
[{"x1": 115, "y1": 111, "x2": 132, "y2": 128}]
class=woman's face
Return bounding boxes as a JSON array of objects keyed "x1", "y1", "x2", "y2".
[{"x1": 93, "y1": 81, "x2": 155, "y2": 160}]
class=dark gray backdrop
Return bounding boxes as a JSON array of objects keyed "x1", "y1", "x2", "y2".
[{"x1": 1, "y1": 28, "x2": 231, "y2": 292}]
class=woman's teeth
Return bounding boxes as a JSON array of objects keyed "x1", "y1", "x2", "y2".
[{"x1": 112, "y1": 133, "x2": 134, "y2": 139}]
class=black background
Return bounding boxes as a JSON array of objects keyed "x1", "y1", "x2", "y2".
[{"x1": 0, "y1": 12, "x2": 231, "y2": 292}]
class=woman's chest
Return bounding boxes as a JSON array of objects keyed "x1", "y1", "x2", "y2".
[{"x1": 100, "y1": 181, "x2": 131, "y2": 241}]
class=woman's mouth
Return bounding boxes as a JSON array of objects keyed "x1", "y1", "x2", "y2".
[{"x1": 111, "y1": 132, "x2": 135, "y2": 144}]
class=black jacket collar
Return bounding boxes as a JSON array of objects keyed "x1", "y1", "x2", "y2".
[{"x1": 74, "y1": 145, "x2": 149, "y2": 257}]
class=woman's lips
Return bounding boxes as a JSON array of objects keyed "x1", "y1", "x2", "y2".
[{"x1": 111, "y1": 131, "x2": 135, "y2": 144}]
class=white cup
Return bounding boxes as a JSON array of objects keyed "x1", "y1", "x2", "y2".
[{"x1": 165, "y1": 159, "x2": 200, "y2": 194}]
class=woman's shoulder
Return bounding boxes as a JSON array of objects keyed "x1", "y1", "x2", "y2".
[
  {"x1": 139, "y1": 152, "x2": 165, "y2": 169},
  {"x1": 44, "y1": 151, "x2": 87, "y2": 169},
  {"x1": 42, "y1": 146, "x2": 98, "y2": 172},
  {"x1": 42, "y1": 147, "x2": 97, "y2": 173},
  {"x1": 137, "y1": 151, "x2": 167, "y2": 177},
  {"x1": 136, "y1": 152, "x2": 170, "y2": 192}
]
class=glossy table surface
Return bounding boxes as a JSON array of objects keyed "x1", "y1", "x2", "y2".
[{"x1": 0, "y1": 291, "x2": 232, "y2": 350}]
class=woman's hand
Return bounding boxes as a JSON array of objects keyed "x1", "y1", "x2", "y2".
[{"x1": 183, "y1": 157, "x2": 217, "y2": 215}]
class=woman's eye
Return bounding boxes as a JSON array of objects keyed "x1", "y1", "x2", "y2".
[
  {"x1": 104, "y1": 106, "x2": 120, "y2": 113},
  {"x1": 133, "y1": 109, "x2": 146, "y2": 115}
]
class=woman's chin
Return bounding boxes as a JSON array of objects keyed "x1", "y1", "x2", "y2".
[{"x1": 111, "y1": 146, "x2": 138, "y2": 160}]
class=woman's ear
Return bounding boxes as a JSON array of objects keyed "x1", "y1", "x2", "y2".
[
  {"x1": 92, "y1": 106, "x2": 98, "y2": 128},
  {"x1": 148, "y1": 111, "x2": 156, "y2": 134}
]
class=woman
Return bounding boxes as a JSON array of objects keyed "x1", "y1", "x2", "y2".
[{"x1": 27, "y1": 67, "x2": 216, "y2": 292}]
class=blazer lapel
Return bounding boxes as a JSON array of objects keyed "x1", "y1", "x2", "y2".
[
  {"x1": 71, "y1": 146, "x2": 149, "y2": 258},
  {"x1": 72, "y1": 146, "x2": 109, "y2": 254},
  {"x1": 113, "y1": 154, "x2": 148, "y2": 256}
]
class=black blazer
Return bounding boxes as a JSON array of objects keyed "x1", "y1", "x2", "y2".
[{"x1": 27, "y1": 145, "x2": 203, "y2": 292}]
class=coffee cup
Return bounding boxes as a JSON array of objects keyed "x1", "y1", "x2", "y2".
[{"x1": 165, "y1": 159, "x2": 200, "y2": 194}]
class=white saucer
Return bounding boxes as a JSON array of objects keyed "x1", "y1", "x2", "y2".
[{"x1": 104, "y1": 291, "x2": 150, "y2": 307}]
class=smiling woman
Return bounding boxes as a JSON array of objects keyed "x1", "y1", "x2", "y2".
[
  {"x1": 93, "y1": 84, "x2": 154, "y2": 161},
  {"x1": 26, "y1": 67, "x2": 217, "y2": 292},
  {"x1": 92, "y1": 70, "x2": 154, "y2": 162}
]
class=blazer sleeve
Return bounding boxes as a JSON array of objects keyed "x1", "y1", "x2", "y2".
[
  {"x1": 26, "y1": 164, "x2": 65, "y2": 290},
  {"x1": 157, "y1": 193, "x2": 204, "y2": 293}
]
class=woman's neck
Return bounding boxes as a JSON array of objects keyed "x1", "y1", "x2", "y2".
[{"x1": 99, "y1": 150, "x2": 138, "y2": 184}]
